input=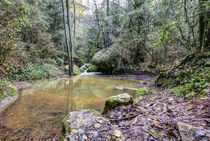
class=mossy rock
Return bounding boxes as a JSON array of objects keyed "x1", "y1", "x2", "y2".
[
  {"x1": 87, "y1": 64, "x2": 97, "y2": 72},
  {"x1": 136, "y1": 87, "x2": 151, "y2": 97},
  {"x1": 73, "y1": 64, "x2": 81, "y2": 75},
  {"x1": 61, "y1": 109, "x2": 103, "y2": 141},
  {"x1": 92, "y1": 46, "x2": 131, "y2": 73},
  {"x1": 64, "y1": 64, "x2": 81, "y2": 75},
  {"x1": 102, "y1": 93, "x2": 133, "y2": 115},
  {"x1": 74, "y1": 55, "x2": 84, "y2": 67}
]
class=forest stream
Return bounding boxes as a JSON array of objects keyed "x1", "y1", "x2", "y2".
[{"x1": 0, "y1": 74, "x2": 153, "y2": 140}]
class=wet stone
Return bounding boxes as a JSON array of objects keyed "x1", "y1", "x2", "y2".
[
  {"x1": 114, "y1": 129, "x2": 123, "y2": 137},
  {"x1": 94, "y1": 123, "x2": 101, "y2": 128}
]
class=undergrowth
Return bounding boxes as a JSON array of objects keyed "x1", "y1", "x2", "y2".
[
  {"x1": 8, "y1": 63, "x2": 60, "y2": 81},
  {"x1": 0, "y1": 80, "x2": 17, "y2": 102}
]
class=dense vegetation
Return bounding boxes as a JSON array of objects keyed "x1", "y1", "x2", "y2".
[{"x1": 0, "y1": 0, "x2": 209, "y2": 100}]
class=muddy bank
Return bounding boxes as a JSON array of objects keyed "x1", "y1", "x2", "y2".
[{"x1": 0, "y1": 82, "x2": 31, "y2": 113}]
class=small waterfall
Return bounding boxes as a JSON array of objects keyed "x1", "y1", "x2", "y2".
[
  {"x1": 79, "y1": 63, "x2": 89, "y2": 76},
  {"x1": 79, "y1": 63, "x2": 102, "y2": 76}
]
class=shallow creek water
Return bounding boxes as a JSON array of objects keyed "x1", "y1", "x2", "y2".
[{"x1": 0, "y1": 75, "x2": 151, "y2": 141}]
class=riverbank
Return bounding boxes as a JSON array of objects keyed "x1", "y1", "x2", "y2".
[
  {"x1": 62, "y1": 88, "x2": 209, "y2": 141},
  {"x1": 0, "y1": 82, "x2": 31, "y2": 113}
]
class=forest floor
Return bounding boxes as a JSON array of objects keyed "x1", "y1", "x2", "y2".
[{"x1": 77, "y1": 87, "x2": 209, "y2": 141}]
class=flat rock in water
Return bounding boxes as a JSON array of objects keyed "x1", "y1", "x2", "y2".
[{"x1": 115, "y1": 86, "x2": 138, "y2": 91}]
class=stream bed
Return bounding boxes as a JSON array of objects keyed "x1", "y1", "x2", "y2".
[{"x1": 0, "y1": 75, "x2": 152, "y2": 141}]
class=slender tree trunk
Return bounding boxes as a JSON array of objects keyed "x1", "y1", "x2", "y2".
[
  {"x1": 61, "y1": 0, "x2": 71, "y2": 76},
  {"x1": 104, "y1": 0, "x2": 110, "y2": 48},
  {"x1": 106, "y1": 0, "x2": 109, "y2": 17},
  {"x1": 66, "y1": 0, "x2": 74, "y2": 73},
  {"x1": 199, "y1": 0, "x2": 210, "y2": 53},
  {"x1": 72, "y1": 0, "x2": 76, "y2": 70},
  {"x1": 94, "y1": 0, "x2": 100, "y2": 48},
  {"x1": 73, "y1": 0, "x2": 76, "y2": 40}
]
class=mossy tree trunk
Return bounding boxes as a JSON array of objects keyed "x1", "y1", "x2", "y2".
[
  {"x1": 199, "y1": 0, "x2": 210, "y2": 53},
  {"x1": 66, "y1": 0, "x2": 74, "y2": 74},
  {"x1": 61, "y1": 0, "x2": 71, "y2": 76}
]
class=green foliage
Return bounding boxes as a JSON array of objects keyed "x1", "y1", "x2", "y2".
[
  {"x1": 9, "y1": 63, "x2": 60, "y2": 81},
  {"x1": 73, "y1": 65, "x2": 81, "y2": 75},
  {"x1": 0, "y1": 80, "x2": 17, "y2": 102},
  {"x1": 87, "y1": 64, "x2": 97, "y2": 72},
  {"x1": 136, "y1": 87, "x2": 151, "y2": 97},
  {"x1": 46, "y1": 58, "x2": 57, "y2": 65},
  {"x1": 56, "y1": 58, "x2": 64, "y2": 66},
  {"x1": 64, "y1": 64, "x2": 81, "y2": 75},
  {"x1": 171, "y1": 68, "x2": 209, "y2": 98}
]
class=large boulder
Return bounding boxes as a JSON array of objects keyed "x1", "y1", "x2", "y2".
[
  {"x1": 61, "y1": 109, "x2": 107, "y2": 141},
  {"x1": 92, "y1": 46, "x2": 132, "y2": 73},
  {"x1": 177, "y1": 122, "x2": 210, "y2": 141},
  {"x1": 102, "y1": 93, "x2": 133, "y2": 115}
]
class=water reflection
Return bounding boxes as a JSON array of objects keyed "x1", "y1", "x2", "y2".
[{"x1": 0, "y1": 76, "x2": 140, "y2": 140}]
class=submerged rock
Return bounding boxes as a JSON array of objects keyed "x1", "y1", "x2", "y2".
[
  {"x1": 61, "y1": 109, "x2": 106, "y2": 141},
  {"x1": 13, "y1": 82, "x2": 31, "y2": 91},
  {"x1": 102, "y1": 93, "x2": 133, "y2": 115},
  {"x1": 115, "y1": 86, "x2": 138, "y2": 92},
  {"x1": 177, "y1": 122, "x2": 210, "y2": 141}
]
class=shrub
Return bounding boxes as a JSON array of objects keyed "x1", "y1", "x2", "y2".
[
  {"x1": 56, "y1": 58, "x2": 64, "y2": 66},
  {"x1": 87, "y1": 64, "x2": 97, "y2": 72},
  {"x1": 9, "y1": 63, "x2": 61, "y2": 80},
  {"x1": 46, "y1": 58, "x2": 57, "y2": 65}
]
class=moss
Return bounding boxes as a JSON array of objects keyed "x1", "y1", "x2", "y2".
[
  {"x1": 133, "y1": 96, "x2": 144, "y2": 105},
  {"x1": 136, "y1": 87, "x2": 151, "y2": 97},
  {"x1": 61, "y1": 114, "x2": 71, "y2": 141},
  {"x1": 87, "y1": 64, "x2": 97, "y2": 72},
  {"x1": 73, "y1": 65, "x2": 81, "y2": 75},
  {"x1": 64, "y1": 65, "x2": 69, "y2": 72},
  {"x1": 64, "y1": 64, "x2": 81, "y2": 75},
  {"x1": 102, "y1": 94, "x2": 133, "y2": 115}
]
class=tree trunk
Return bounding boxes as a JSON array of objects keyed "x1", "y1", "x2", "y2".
[
  {"x1": 66, "y1": 0, "x2": 74, "y2": 73},
  {"x1": 72, "y1": 0, "x2": 76, "y2": 71},
  {"x1": 61, "y1": 0, "x2": 71, "y2": 76},
  {"x1": 106, "y1": 0, "x2": 109, "y2": 17},
  {"x1": 199, "y1": 0, "x2": 210, "y2": 53},
  {"x1": 104, "y1": 0, "x2": 110, "y2": 48},
  {"x1": 93, "y1": 0, "x2": 100, "y2": 49}
]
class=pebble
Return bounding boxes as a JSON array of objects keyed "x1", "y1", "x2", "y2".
[
  {"x1": 114, "y1": 130, "x2": 123, "y2": 137},
  {"x1": 193, "y1": 129, "x2": 206, "y2": 139},
  {"x1": 71, "y1": 129, "x2": 78, "y2": 134},
  {"x1": 97, "y1": 119, "x2": 104, "y2": 124},
  {"x1": 82, "y1": 134, "x2": 87, "y2": 140},
  {"x1": 94, "y1": 123, "x2": 101, "y2": 128}
]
